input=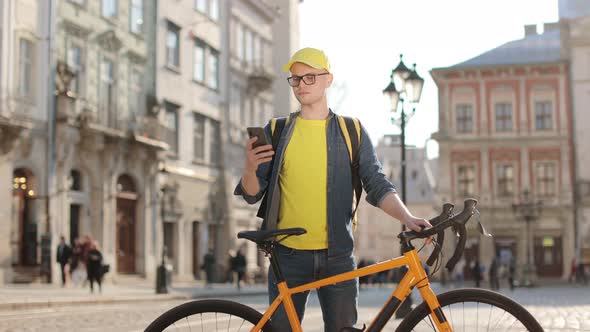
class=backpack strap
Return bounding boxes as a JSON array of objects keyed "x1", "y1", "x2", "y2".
[
  {"x1": 337, "y1": 116, "x2": 362, "y2": 231},
  {"x1": 256, "y1": 117, "x2": 289, "y2": 223},
  {"x1": 270, "y1": 117, "x2": 288, "y2": 150}
]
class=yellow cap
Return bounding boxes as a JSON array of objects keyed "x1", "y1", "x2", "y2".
[{"x1": 282, "y1": 47, "x2": 330, "y2": 72}]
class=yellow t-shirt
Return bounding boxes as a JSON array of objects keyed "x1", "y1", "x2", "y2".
[{"x1": 278, "y1": 117, "x2": 328, "y2": 249}]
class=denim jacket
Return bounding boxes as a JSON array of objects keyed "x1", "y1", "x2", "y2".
[{"x1": 234, "y1": 111, "x2": 396, "y2": 258}]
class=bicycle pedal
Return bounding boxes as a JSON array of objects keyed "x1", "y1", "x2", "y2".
[{"x1": 340, "y1": 324, "x2": 366, "y2": 332}]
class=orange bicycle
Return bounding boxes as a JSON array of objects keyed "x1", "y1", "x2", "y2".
[{"x1": 145, "y1": 199, "x2": 544, "y2": 331}]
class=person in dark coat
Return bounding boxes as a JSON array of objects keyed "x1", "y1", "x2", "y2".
[
  {"x1": 202, "y1": 249, "x2": 216, "y2": 287},
  {"x1": 472, "y1": 259, "x2": 483, "y2": 288},
  {"x1": 233, "y1": 249, "x2": 247, "y2": 290},
  {"x1": 489, "y1": 257, "x2": 500, "y2": 291},
  {"x1": 56, "y1": 236, "x2": 72, "y2": 286},
  {"x1": 86, "y1": 241, "x2": 104, "y2": 293}
]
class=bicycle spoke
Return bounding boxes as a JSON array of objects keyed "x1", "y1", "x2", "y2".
[
  {"x1": 227, "y1": 314, "x2": 232, "y2": 332},
  {"x1": 186, "y1": 316, "x2": 192, "y2": 332}
]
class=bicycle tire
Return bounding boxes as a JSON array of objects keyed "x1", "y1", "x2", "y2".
[
  {"x1": 145, "y1": 299, "x2": 276, "y2": 332},
  {"x1": 396, "y1": 288, "x2": 544, "y2": 332}
]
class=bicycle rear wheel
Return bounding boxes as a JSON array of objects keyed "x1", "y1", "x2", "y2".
[
  {"x1": 145, "y1": 299, "x2": 276, "y2": 332},
  {"x1": 396, "y1": 288, "x2": 543, "y2": 332}
]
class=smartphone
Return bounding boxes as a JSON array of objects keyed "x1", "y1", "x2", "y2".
[{"x1": 247, "y1": 127, "x2": 270, "y2": 149}]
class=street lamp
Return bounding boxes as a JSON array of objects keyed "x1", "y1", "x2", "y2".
[
  {"x1": 383, "y1": 54, "x2": 424, "y2": 318},
  {"x1": 156, "y1": 165, "x2": 170, "y2": 294},
  {"x1": 511, "y1": 189, "x2": 542, "y2": 287}
]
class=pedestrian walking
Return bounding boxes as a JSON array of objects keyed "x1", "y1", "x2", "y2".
[
  {"x1": 233, "y1": 249, "x2": 247, "y2": 290},
  {"x1": 453, "y1": 258, "x2": 465, "y2": 288},
  {"x1": 56, "y1": 236, "x2": 72, "y2": 287},
  {"x1": 202, "y1": 249, "x2": 215, "y2": 287},
  {"x1": 86, "y1": 241, "x2": 104, "y2": 293},
  {"x1": 508, "y1": 256, "x2": 516, "y2": 291},
  {"x1": 472, "y1": 259, "x2": 483, "y2": 288},
  {"x1": 489, "y1": 257, "x2": 500, "y2": 291}
]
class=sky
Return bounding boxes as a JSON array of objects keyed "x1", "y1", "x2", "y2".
[{"x1": 298, "y1": 0, "x2": 559, "y2": 159}]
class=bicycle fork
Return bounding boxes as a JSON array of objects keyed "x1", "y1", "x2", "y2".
[{"x1": 366, "y1": 250, "x2": 453, "y2": 332}]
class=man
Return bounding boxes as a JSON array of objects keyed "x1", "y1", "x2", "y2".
[
  {"x1": 56, "y1": 236, "x2": 72, "y2": 287},
  {"x1": 234, "y1": 47, "x2": 431, "y2": 331}
]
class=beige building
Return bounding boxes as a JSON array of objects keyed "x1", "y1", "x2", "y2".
[
  {"x1": 0, "y1": 0, "x2": 50, "y2": 284},
  {"x1": 559, "y1": 0, "x2": 590, "y2": 265},
  {"x1": 431, "y1": 23, "x2": 575, "y2": 283},
  {"x1": 225, "y1": 0, "x2": 301, "y2": 283},
  {"x1": 150, "y1": 0, "x2": 227, "y2": 282},
  {"x1": 1, "y1": 0, "x2": 167, "y2": 284}
]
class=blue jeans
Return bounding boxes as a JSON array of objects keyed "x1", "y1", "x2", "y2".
[{"x1": 268, "y1": 244, "x2": 358, "y2": 332}]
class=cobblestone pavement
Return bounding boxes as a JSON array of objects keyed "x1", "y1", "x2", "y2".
[{"x1": 0, "y1": 284, "x2": 588, "y2": 331}]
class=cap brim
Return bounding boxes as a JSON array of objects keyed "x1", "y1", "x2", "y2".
[{"x1": 282, "y1": 60, "x2": 326, "y2": 72}]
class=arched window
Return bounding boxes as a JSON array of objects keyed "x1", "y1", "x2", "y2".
[{"x1": 117, "y1": 174, "x2": 136, "y2": 193}]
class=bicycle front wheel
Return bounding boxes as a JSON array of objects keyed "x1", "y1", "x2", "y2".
[
  {"x1": 145, "y1": 299, "x2": 276, "y2": 332},
  {"x1": 396, "y1": 288, "x2": 544, "y2": 332}
]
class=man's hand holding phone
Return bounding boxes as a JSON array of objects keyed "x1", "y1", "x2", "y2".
[{"x1": 244, "y1": 127, "x2": 274, "y2": 174}]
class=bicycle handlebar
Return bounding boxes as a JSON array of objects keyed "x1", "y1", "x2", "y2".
[{"x1": 398, "y1": 198, "x2": 482, "y2": 271}]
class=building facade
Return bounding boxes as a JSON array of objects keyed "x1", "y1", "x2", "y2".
[
  {"x1": 0, "y1": 0, "x2": 50, "y2": 284},
  {"x1": 431, "y1": 23, "x2": 575, "y2": 282},
  {"x1": 560, "y1": 0, "x2": 590, "y2": 267},
  {"x1": 149, "y1": 0, "x2": 227, "y2": 282}
]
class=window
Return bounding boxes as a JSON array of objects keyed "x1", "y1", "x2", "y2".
[
  {"x1": 209, "y1": 0, "x2": 219, "y2": 21},
  {"x1": 166, "y1": 22, "x2": 180, "y2": 69},
  {"x1": 98, "y1": 57, "x2": 115, "y2": 114},
  {"x1": 129, "y1": 68, "x2": 143, "y2": 115},
  {"x1": 245, "y1": 30, "x2": 254, "y2": 64},
  {"x1": 195, "y1": 0, "x2": 219, "y2": 20},
  {"x1": 102, "y1": 0, "x2": 117, "y2": 18},
  {"x1": 496, "y1": 164, "x2": 514, "y2": 196},
  {"x1": 457, "y1": 165, "x2": 475, "y2": 196},
  {"x1": 193, "y1": 41, "x2": 205, "y2": 82},
  {"x1": 130, "y1": 0, "x2": 144, "y2": 34},
  {"x1": 236, "y1": 23, "x2": 244, "y2": 60},
  {"x1": 19, "y1": 39, "x2": 33, "y2": 96},
  {"x1": 195, "y1": 0, "x2": 207, "y2": 13},
  {"x1": 69, "y1": 170, "x2": 82, "y2": 191},
  {"x1": 253, "y1": 35, "x2": 260, "y2": 67},
  {"x1": 496, "y1": 103, "x2": 513, "y2": 131},
  {"x1": 67, "y1": 44, "x2": 84, "y2": 95},
  {"x1": 193, "y1": 114, "x2": 205, "y2": 161},
  {"x1": 536, "y1": 162, "x2": 556, "y2": 197},
  {"x1": 535, "y1": 101, "x2": 553, "y2": 130},
  {"x1": 456, "y1": 104, "x2": 473, "y2": 133},
  {"x1": 164, "y1": 102, "x2": 179, "y2": 154},
  {"x1": 495, "y1": 103, "x2": 513, "y2": 132},
  {"x1": 210, "y1": 120, "x2": 221, "y2": 166},
  {"x1": 164, "y1": 222, "x2": 175, "y2": 261},
  {"x1": 68, "y1": 0, "x2": 86, "y2": 6},
  {"x1": 208, "y1": 50, "x2": 219, "y2": 89}
]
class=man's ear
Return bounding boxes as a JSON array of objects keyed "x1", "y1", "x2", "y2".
[{"x1": 327, "y1": 73, "x2": 334, "y2": 87}]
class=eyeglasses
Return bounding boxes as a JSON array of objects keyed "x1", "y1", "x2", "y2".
[{"x1": 286, "y1": 73, "x2": 329, "y2": 87}]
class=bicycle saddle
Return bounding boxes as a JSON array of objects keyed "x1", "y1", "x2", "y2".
[{"x1": 238, "y1": 227, "x2": 307, "y2": 243}]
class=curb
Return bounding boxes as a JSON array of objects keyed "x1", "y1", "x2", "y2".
[{"x1": 0, "y1": 290, "x2": 268, "y2": 311}]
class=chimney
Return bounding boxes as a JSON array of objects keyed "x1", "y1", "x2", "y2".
[
  {"x1": 543, "y1": 22, "x2": 560, "y2": 33},
  {"x1": 524, "y1": 24, "x2": 538, "y2": 37}
]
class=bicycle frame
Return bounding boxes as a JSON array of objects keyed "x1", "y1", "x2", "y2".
[{"x1": 251, "y1": 248, "x2": 453, "y2": 332}]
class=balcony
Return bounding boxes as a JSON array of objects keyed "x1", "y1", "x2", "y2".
[
  {"x1": 133, "y1": 115, "x2": 169, "y2": 151},
  {"x1": 247, "y1": 65, "x2": 274, "y2": 95}
]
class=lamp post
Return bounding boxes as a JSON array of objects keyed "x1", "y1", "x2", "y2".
[
  {"x1": 383, "y1": 54, "x2": 424, "y2": 318},
  {"x1": 156, "y1": 166, "x2": 170, "y2": 294},
  {"x1": 511, "y1": 189, "x2": 542, "y2": 287}
]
